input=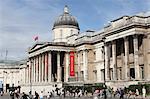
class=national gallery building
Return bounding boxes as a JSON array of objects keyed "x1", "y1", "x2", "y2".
[{"x1": 20, "y1": 6, "x2": 150, "y2": 93}]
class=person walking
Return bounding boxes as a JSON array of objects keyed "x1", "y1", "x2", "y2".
[
  {"x1": 119, "y1": 88, "x2": 124, "y2": 99},
  {"x1": 10, "y1": 91, "x2": 15, "y2": 99},
  {"x1": 39, "y1": 91, "x2": 43, "y2": 99},
  {"x1": 142, "y1": 86, "x2": 146, "y2": 98},
  {"x1": 21, "y1": 92, "x2": 29, "y2": 99},
  {"x1": 135, "y1": 89, "x2": 139, "y2": 98},
  {"x1": 34, "y1": 91, "x2": 39, "y2": 99},
  {"x1": 28, "y1": 91, "x2": 32, "y2": 99}
]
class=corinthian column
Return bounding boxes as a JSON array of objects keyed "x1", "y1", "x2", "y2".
[
  {"x1": 57, "y1": 52, "x2": 61, "y2": 82},
  {"x1": 48, "y1": 51, "x2": 52, "y2": 82},
  {"x1": 45, "y1": 53, "x2": 48, "y2": 82},
  {"x1": 124, "y1": 37, "x2": 130, "y2": 80},
  {"x1": 42, "y1": 54, "x2": 44, "y2": 82},
  {"x1": 31, "y1": 58, "x2": 34, "y2": 83},
  {"x1": 65, "y1": 52, "x2": 69, "y2": 82},
  {"x1": 112, "y1": 40, "x2": 117, "y2": 80},
  {"x1": 83, "y1": 50, "x2": 88, "y2": 81},
  {"x1": 133, "y1": 35, "x2": 140, "y2": 80},
  {"x1": 36, "y1": 56, "x2": 38, "y2": 82},
  {"x1": 26, "y1": 66, "x2": 29, "y2": 83},
  {"x1": 33, "y1": 57, "x2": 36, "y2": 82},
  {"x1": 29, "y1": 59, "x2": 31, "y2": 83},
  {"x1": 39, "y1": 55, "x2": 41, "y2": 82}
]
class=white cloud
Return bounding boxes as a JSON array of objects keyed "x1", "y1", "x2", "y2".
[{"x1": 0, "y1": 0, "x2": 60, "y2": 60}]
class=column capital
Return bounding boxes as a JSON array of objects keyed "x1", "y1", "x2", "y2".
[
  {"x1": 143, "y1": 34, "x2": 147, "y2": 39},
  {"x1": 133, "y1": 34, "x2": 139, "y2": 38},
  {"x1": 57, "y1": 51, "x2": 61, "y2": 53},
  {"x1": 111, "y1": 40, "x2": 116, "y2": 44},
  {"x1": 123, "y1": 36, "x2": 129, "y2": 41}
]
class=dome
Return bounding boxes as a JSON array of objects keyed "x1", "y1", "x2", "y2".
[{"x1": 53, "y1": 6, "x2": 79, "y2": 30}]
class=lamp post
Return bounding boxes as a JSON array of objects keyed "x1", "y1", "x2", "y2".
[{"x1": 102, "y1": 37, "x2": 107, "y2": 99}]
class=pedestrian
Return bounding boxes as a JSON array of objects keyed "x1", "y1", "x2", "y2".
[
  {"x1": 119, "y1": 88, "x2": 124, "y2": 99},
  {"x1": 39, "y1": 91, "x2": 43, "y2": 99},
  {"x1": 103, "y1": 89, "x2": 107, "y2": 99},
  {"x1": 21, "y1": 92, "x2": 29, "y2": 99},
  {"x1": 34, "y1": 91, "x2": 39, "y2": 99},
  {"x1": 142, "y1": 86, "x2": 146, "y2": 98},
  {"x1": 0, "y1": 91, "x2": 3, "y2": 96},
  {"x1": 78, "y1": 89, "x2": 82, "y2": 97},
  {"x1": 28, "y1": 91, "x2": 32, "y2": 99},
  {"x1": 10, "y1": 91, "x2": 15, "y2": 99},
  {"x1": 135, "y1": 89, "x2": 139, "y2": 97},
  {"x1": 15, "y1": 92, "x2": 20, "y2": 99}
]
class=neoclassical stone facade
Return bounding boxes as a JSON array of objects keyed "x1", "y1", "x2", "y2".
[
  {"x1": 0, "y1": 60, "x2": 27, "y2": 92},
  {"x1": 21, "y1": 6, "x2": 150, "y2": 93}
]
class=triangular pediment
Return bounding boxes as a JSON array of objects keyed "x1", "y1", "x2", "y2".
[{"x1": 30, "y1": 42, "x2": 45, "y2": 50}]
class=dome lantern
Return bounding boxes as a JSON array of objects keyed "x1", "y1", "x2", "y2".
[
  {"x1": 53, "y1": 5, "x2": 79, "y2": 30},
  {"x1": 64, "y1": 5, "x2": 69, "y2": 14}
]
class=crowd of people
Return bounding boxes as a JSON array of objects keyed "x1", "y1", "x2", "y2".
[{"x1": 0, "y1": 86, "x2": 148, "y2": 99}]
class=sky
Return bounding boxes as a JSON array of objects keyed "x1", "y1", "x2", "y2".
[{"x1": 0, "y1": 0, "x2": 150, "y2": 60}]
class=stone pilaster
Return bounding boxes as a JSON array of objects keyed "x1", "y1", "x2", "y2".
[
  {"x1": 112, "y1": 40, "x2": 117, "y2": 80},
  {"x1": 105, "y1": 43, "x2": 110, "y2": 81},
  {"x1": 133, "y1": 35, "x2": 140, "y2": 80},
  {"x1": 124, "y1": 37, "x2": 130, "y2": 80},
  {"x1": 83, "y1": 50, "x2": 88, "y2": 81},
  {"x1": 57, "y1": 52, "x2": 61, "y2": 82},
  {"x1": 143, "y1": 35, "x2": 149, "y2": 80},
  {"x1": 48, "y1": 51, "x2": 52, "y2": 82},
  {"x1": 77, "y1": 51, "x2": 80, "y2": 81},
  {"x1": 65, "y1": 52, "x2": 69, "y2": 82}
]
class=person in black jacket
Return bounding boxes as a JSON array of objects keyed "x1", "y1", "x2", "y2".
[
  {"x1": 34, "y1": 91, "x2": 39, "y2": 99},
  {"x1": 10, "y1": 91, "x2": 15, "y2": 99},
  {"x1": 21, "y1": 92, "x2": 29, "y2": 99}
]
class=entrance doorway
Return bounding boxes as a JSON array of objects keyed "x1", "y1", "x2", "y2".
[{"x1": 130, "y1": 68, "x2": 135, "y2": 79}]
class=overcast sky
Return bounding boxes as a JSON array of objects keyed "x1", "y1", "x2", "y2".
[{"x1": 0, "y1": 0, "x2": 150, "y2": 60}]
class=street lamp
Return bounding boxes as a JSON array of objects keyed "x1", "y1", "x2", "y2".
[{"x1": 102, "y1": 37, "x2": 107, "y2": 99}]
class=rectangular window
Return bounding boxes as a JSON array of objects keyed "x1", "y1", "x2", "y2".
[
  {"x1": 94, "y1": 51, "x2": 96, "y2": 60},
  {"x1": 109, "y1": 68, "x2": 113, "y2": 80},
  {"x1": 93, "y1": 70, "x2": 97, "y2": 81},
  {"x1": 140, "y1": 66, "x2": 144, "y2": 79},
  {"x1": 81, "y1": 71, "x2": 84, "y2": 81},
  {"x1": 101, "y1": 69, "x2": 104, "y2": 81}
]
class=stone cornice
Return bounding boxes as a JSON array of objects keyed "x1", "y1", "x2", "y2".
[
  {"x1": 29, "y1": 45, "x2": 75, "y2": 58},
  {"x1": 29, "y1": 42, "x2": 75, "y2": 53}
]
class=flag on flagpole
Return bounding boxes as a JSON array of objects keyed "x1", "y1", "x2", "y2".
[{"x1": 34, "y1": 36, "x2": 38, "y2": 41}]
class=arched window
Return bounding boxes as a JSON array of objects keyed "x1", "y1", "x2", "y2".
[{"x1": 71, "y1": 29, "x2": 73, "y2": 35}]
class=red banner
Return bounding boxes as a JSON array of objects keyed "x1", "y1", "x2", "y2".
[{"x1": 70, "y1": 51, "x2": 75, "y2": 76}]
